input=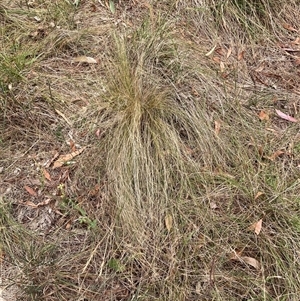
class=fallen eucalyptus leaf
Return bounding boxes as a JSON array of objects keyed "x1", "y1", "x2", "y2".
[
  {"x1": 73, "y1": 56, "x2": 98, "y2": 64},
  {"x1": 165, "y1": 214, "x2": 173, "y2": 232},
  {"x1": 240, "y1": 256, "x2": 261, "y2": 270},
  {"x1": 24, "y1": 185, "x2": 37, "y2": 197},
  {"x1": 53, "y1": 147, "x2": 87, "y2": 169},
  {"x1": 275, "y1": 109, "x2": 298, "y2": 123},
  {"x1": 248, "y1": 219, "x2": 263, "y2": 235}
]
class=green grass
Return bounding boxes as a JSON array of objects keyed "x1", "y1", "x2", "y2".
[{"x1": 0, "y1": 0, "x2": 300, "y2": 300}]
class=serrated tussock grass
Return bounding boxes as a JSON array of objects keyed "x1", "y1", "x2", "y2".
[
  {"x1": 1, "y1": 2, "x2": 300, "y2": 300},
  {"x1": 96, "y1": 21, "x2": 229, "y2": 237}
]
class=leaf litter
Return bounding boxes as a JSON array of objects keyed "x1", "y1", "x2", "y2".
[
  {"x1": 230, "y1": 250, "x2": 261, "y2": 270},
  {"x1": 52, "y1": 147, "x2": 87, "y2": 169},
  {"x1": 275, "y1": 109, "x2": 298, "y2": 123},
  {"x1": 258, "y1": 110, "x2": 269, "y2": 121},
  {"x1": 20, "y1": 198, "x2": 53, "y2": 209},
  {"x1": 24, "y1": 185, "x2": 37, "y2": 197},
  {"x1": 248, "y1": 219, "x2": 263, "y2": 235},
  {"x1": 254, "y1": 191, "x2": 264, "y2": 200},
  {"x1": 72, "y1": 56, "x2": 98, "y2": 64},
  {"x1": 42, "y1": 168, "x2": 52, "y2": 181},
  {"x1": 165, "y1": 214, "x2": 173, "y2": 232}
]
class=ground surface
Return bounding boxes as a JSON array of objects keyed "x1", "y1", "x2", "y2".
[{"x1": 1, "y1": 1, "x2": 300, "y2": 300}]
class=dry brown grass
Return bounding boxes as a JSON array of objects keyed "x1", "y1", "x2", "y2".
[{"x1": 1, "y1": 1, "x2": 300, "y2": 300}]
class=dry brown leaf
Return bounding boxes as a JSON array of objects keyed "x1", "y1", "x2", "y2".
[
  {"x1": 266, "y1": 150, "x2": 285, "y2": 161},
  {"x1": 282, "y1": 23, "x2": 298, "y2": 32},
  {"x1": 248, "y1": 219, "x2": 263, "y2": 235},
  {"x1": 24, "y1": 185, "x2": 37, "y2": 197},
  {"x1": 226, "y1": 46, "x2": 232, "y2": 59},
  {"x1": 220, "y1": 61, "x2": 225, "y2": 72},
  {"x1": 275, "y1": 109, "x2": 298, "y2": 123},
  {"x1": 43, "y1": 168, "x2": 52, "y2": 181},
  {"x1": 66, "y1": 222, "x2": 72, "y2": 230},
  {"x1": 254, "y1": 191, "x2": 264, "y2": 200},
  {"x1": 21, "y1": 198, "x2": 52, "y2": 208},
  {"x1": 215, "y1": 47, "x2": 226, "y2": 56},
  {"x1": 212, "y1": 56, "x2": 221, "y2": 63},
  {"x1": 214, "y1": 120, "x2": 221, "y2": 136},
  {"x1": 254, "y1": 219, "x2": 262, "y2": 235},
  {"x1": 237, "y1": 50, "x2": 245, "y2": 61},
  {"x1": 53, "y1": 147, "x2": 86, "y2": 169},
  {"x1": 69, "y1": 140, "x2": 76, "y2": 152},
  {"x1": 241, "y1": 256, "x2": 261, "y2": 270},
  {"x1": 73, "y1": 56, "x2": 98, "y2": 64},
  {"x1": 21, "y1": 200, "x2": 38, "y2": 208},
  {"x1": 230, "y1": 251, "x2": 261, "y2": 270},
  {"x1": 36, "y1": 198, "x2": 52, "y2": 207},
  {"x1": 258, "y1": 145, "x2": 263, "y2": 157},
  {"x1": 258, "y1": 110, "x2": 269, "y2": 121},
  {"x1": 165, "y1": 214, "x2": 173, "y2": 232}
]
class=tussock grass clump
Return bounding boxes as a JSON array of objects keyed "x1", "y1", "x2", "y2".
[
  {"x1": 1, "y1": 1, "x2": 300, "y2": 300},
  {"x1": 96, "y1": 21, "x2": 228, "y2": 236}
]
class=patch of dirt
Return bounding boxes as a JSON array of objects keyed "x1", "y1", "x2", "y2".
[{"x1": 0, "y1": 265, "x2": 21, "y2": 301}]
